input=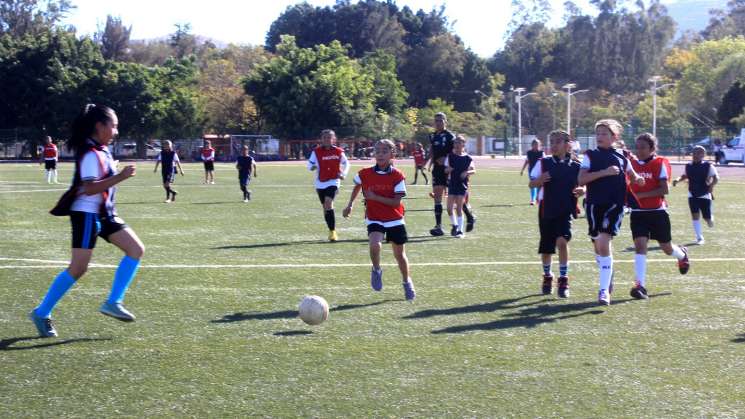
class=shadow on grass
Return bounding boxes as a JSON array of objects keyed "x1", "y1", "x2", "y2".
[
  {"x1": 430, "y1": 292, "x2": 672, "y2": 334},
  {"x1": 731, "y1": 333, "x2": 745, "y2": 343},
  {"x1": 214, "y1": 239, "x2": 368, "y2": 249},
  {"x1": 623, "y1": 242, "x2": 700, "y2": 252},
  {"x1": 274, "y1": 330, "x2": 313, "y2": 337},
  {"x1": 0, "y1": 336, "x2": 112, "y2": 351},
  {"x1": 404, "y1": 294, "x2": 548, "y2": 319},
  {"x1": 212, "y1": 299, "x2": 398, "y2": 323}
]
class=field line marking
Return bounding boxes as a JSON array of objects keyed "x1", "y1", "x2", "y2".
[{"x1": 1, "y1": 256, "x2": 743, "y2": 269}]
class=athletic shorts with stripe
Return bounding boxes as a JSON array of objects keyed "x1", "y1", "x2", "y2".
[
  {"x1": 586, "y1": 203, "x2": 624, "y2": 238},
  {"x1": 70, "y1": 211, "x2": 128, "y2": 249}
]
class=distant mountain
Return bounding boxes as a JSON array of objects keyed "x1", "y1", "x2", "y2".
[{"x1": 665, "y1": 0, "x2": 728, "y2": 36}]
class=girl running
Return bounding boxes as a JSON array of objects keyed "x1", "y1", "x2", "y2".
[
  {"x1": 444, "y1": 135, "x2": 475, "y2": 238},
  {"x1": 31, "y1": 104, "x2": 145, "y2": 337},
  {"x1": 153, "y1": 140, "x2": 184, "y2": 203},
  {"x1": 236, "y1": 145, "x2": 257, "y2": 202}
]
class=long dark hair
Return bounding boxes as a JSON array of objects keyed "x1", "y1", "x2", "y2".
[{"x1": 68, "y1": 104, "x2": 115, "y2": 156}]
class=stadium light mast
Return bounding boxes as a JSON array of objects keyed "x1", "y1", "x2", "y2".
[
  {"x1": 513, "y1": 87, "x2": 537, "y2": 156},
  {"x1": 562, "y1": 83, "x2": 589, "y2": 136},
  {"x1": 648, "y1": 76, "x2": 675, "y2": 138}
]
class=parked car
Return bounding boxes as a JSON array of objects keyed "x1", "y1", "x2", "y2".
[
  {"x1": 679, "y1": 137, "x2": 712, "y2": 155},
  {"x1": 720, "y1": 133, "x2": 745, "y2": 164}
]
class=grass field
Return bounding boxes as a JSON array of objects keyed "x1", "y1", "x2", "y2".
[{"x1": 1, "y1": 159, "x2": 744, "y2": 417}]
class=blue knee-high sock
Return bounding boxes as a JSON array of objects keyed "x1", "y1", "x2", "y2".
[
  {"x1": 35, "y1": 270, "x2": 76, "y2": 318},
  {"x1": 530, "y1": 187, "x2": 538, "y2": 201},
  {"x1": 107, "y1": 256, "x2": 141, "y2": 304}
]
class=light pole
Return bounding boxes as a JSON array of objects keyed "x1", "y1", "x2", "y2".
[
  {"x1": 648, "y1": 76, "x2": 675, "y2": 138},
  {"x1": 562, "y1": 83, "x2": 589, "y2": 136},
  {"x1": 514, "y1": 87, "x2": 537, "y2": 156}
]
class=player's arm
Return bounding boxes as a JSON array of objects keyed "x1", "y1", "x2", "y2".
[
  {"x1": 707, "y1": 166, "x2": 719, "y2": 191},
  {"x1": 672, "y1": 173, "x2": 688, "y2": 187},
  {"x1": 81, "y1": 157, "x2": 136, "y2": 195},
  {"x1": 153, "y1": 154, "x2": 160, "y2": 173},
  {"x1": 343, "y1": 183, "x2": 363, "y2": 218},
  {"x1": 578, "y1": 167, "x2": 620, "y2": 186},
  {"x1": 339, "y1": 152, "x2": 350, "y2": 180},
  {"x1": 443, "y1": 156, "x2": 452, "y2": 174},
  {"x1": 176, "y1": 160, "x2": 184, "y2": 176},
  {"x1": 307, "y1": 151, "x2": 318, "y2": 171},
  {"x1": 462, "y1": 162, "x2": 476, "y2": 179},
  {"x1": 364, "y1": 191, "x2": 404, "y2": 207},
  {"x1": 426, "y1": 144, "x2": 434, "y2": 171},
  {"x1": 624, "y1": 160, "x2": 645, "y2": 186},
  {"x1": 252, "y1": 161, "x2": 257, "y2": 178},
  {"x1": 528, "y1": 161, "x2": 547, "y2": 187},
  {"x1": 519, "y1": 158, "x2": 528, "y2": 176}
]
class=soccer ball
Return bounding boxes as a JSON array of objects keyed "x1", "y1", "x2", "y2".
[{"x1": 298, "y1": 295, "x2": 329, "y2": 325}]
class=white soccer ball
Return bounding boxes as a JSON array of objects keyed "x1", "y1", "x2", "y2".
[{"x1": 298, "y1": 295, "x2": 329, "y2": 325}]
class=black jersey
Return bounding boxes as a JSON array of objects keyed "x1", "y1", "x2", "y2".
[
  {"x1": 538, "y1": 155, "x2": 581, "y2": 217},
  {"x1": 429, "y1": 130, "x2": 455, "y2": 163},
  {"x1": 237, "y1": 155, "x2": 254, "y2": 175},
  {"x1": 685, "y1": 161, "x2": 711, "y2": 197},
  {"x1": 526, "y1": 149, "x2": 544, "y2": 172},
  {"x1": 159, "y1": 150, "x2": 177, "y2": 173}
]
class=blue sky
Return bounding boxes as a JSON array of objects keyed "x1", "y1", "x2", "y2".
[{"x1": 63, "y1": 0, "x2": 702, "y2": 57}]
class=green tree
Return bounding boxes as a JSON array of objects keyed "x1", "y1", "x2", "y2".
[
  {"x1": 0, "y1": 0, "x2": 74, "y2": 37},
  {"x1": 245, "y1": 36, "x2": 380, "y2": 139},
  {"x1": 96, "y1": 15, "x2": 131, "y2": 61}
]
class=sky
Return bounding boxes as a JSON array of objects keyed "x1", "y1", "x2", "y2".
[{"x1": 63, "y1": 0, "x2": 691, "y2": 58}]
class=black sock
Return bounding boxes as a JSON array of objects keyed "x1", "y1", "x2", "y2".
[
  {"x1": 463, "y1": 205, "x2": 474, "y2": 223},
  {"x1": 165, "y1": 186, "x2": 171, "y2": 200},
  {"x1": 413, "y1": 171, "x2": 418, "y2": 183},
  {"x1": 434, "y1": 203, "x2": 443, "y2": 226},
  {"x1": 422, "y1": 171, "x2": 428, "y2": 184},
  {"x1": 240, "y1": 185, "x2": 247, "y2": 199},
  {"x1": 324, "y1": 209, "x2": 335, "y2": 230}
]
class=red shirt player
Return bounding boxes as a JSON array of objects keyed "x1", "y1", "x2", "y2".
[
  {"x1": 343, "y1": 139, "x2": 415, "y2": 301},
  {"x1": 41, "y1": 136, "x2": 59, "y2": 184},
  {"x1": 627, "y1": 133, "x2": 689, "y2": 300},
  {"x1": 411, "y1": 142, "x2": 428, "y2": 185},
  {"x1": 307, "y1": 129, "x2": 349, "y2": 242},
  {"x1": 201, "y1": 140, "x2": 216, "y2": 184}
]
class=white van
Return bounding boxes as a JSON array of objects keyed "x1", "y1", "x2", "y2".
[{"x1": 721, "y1": 128, "x2": 745, "y2": 164}]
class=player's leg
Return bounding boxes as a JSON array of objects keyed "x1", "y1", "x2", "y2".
[
  {"x1": 447, "y1": 193, "x2": 457, "y2": 236},
  {"x1": 390, "y1": 226, "x2": 414, "y2": 301},
  {"x1": 431, "y1": 184, "x2": 445, "y2": 235},
  {"x1": 455, "y1": 195, "x2": 465, "y2": 237},
  {"x1": 413, "y1": 166, "x2": 419, "y2": 184},
  {"x1": 595, "y1": 232, "x2": 614, "y2": 305},
  {"x1": 368, "y1": 227, "x2": 384, "y2": 291},
  {"x1": 323, "y1": 188, "x2": 338, "y2": 241},
  {"x1": 463, "y1": 191, "x2": 475, "y2": 231},
  {"x1": 689, "y1": 198, "x2": 704, "y2": 243},
  {"x1": 556, "y1": 236, "x2": 570, "y2": 298},
  {"x1": 420, "y1": 167, "x2": 428, "y2": 185},
  {"x1": 538, "y1": 217, "x2": 556, "y2": 295},
  {"x1": 655, "y1": 211, "x2": 689, "y2": 275},
  {"x1": 632, "y1": 233, "x2": 650, "y2": 299},
  {"x1": 701, "y1": 198, "x2": 714, "y2": 228},
  {"x1": 30, "y1": 212, "x2": 98, "y2": 337},
  {"x1": 101, "y1": 226, "x2": 145, "y2": 322}
]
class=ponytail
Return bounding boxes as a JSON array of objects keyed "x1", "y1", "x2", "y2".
[{"x1": 68, "y1": 104, "x2": 115, "y2": 156}]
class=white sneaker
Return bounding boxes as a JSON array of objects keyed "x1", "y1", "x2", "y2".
[
  {"x1": 243, "y1": 198, "x2": 249, "y2": 203},
  {"x1": 164, "y1": 199, "x2": 171, "y2": 203},
  {"x1": 210, "y1": 181, "x2": 215, "y2": 185},
  {"x1": 598, "y1": 289, "x2": 611, "y2": 306},
  {"x1": 696, "y1": 236, "x2": 705, "y2": 245}
]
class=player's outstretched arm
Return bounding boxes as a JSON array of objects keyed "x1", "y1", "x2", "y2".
[
  {"x1": 83, "y1": 165, "x2": 136, "y2": 195},
  {"x1": 343, "y1": 184, "x2": 363, "y2": 218}
]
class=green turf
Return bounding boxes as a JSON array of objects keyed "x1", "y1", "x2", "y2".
[{"x1": 1, "y1": 161, "x2": 744, "y2": 417}]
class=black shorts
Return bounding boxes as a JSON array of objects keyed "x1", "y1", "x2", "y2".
[
  {"x1": 630, "y1": 210, "x2": 672, "y2": 243},
  {"x1": 70, "y1": 211, "x2": 127, "y2": 249},
  {"x1": 203, "y1": 161, "x2": 214, "y2": 171},
  {"x1": 316, "y1": 186, "x2": 338, "y2": 204},
  {"x1": 688, "y1": 197, "x2": 712, "y2": 220},
  {"x1": 162, "y1": 169, "x2": 175, "y2": 184},
  {"x1": 44, "y1": 160, "x2": 57, "y2": 170},
  {"x1": 239, "y1": 173, "x2": 251, "y2": 186},
  {"x1": 538, "y1": 214, "x2": 573, "y2": 254},
  {"x1": 432, "y1": 164, "x2": 447, "y2": 186},
  {"x1": 586, "y1": 203, "x2": 624, "y2": 238},
  {"x1": 367, "y1": 223, "x2": 408, "y2": 245}
]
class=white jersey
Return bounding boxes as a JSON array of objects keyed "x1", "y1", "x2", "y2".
[{"x1": 70, "y1": 146, "x2": 117, "y2": 214}]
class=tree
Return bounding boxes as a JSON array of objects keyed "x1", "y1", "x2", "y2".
[
  {"x1": 169, "y1": 23, "x2": 197, "y2": 59},
  {"x1": 97, "y1": 15, "x2": 131, "y2": 61},
  {"x1": 702, "y1": 0, "x2": 745, "y2": 40},
  {"x1": 0, "y1": 0, "x2": 74, "y2": 37},
  {"x1": 490, "y1": 22, "x2": 556, "y2": 90},
  {"x1": 717, "y1": 81, "x2": 745, "y2": 131},
  {"x1": 245, "y1": 36, "x2": 381, "y2": 139}
]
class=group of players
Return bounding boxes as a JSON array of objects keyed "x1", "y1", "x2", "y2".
[{"x1": 27, "y1": 104, "x2": 720, "y2": 338}]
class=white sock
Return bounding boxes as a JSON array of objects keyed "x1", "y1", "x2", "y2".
[
  {"x1": 671, "y1": 245, "x2": 685, "y2": 260},
  {"x1": 634, "y1": 254, "x2": 647, "y2": 286},
  {"x1": 457, "y1": 216, "x2": 464, "y2": 232},
  {"x1": 450, "y1": 213, "x2": 457, "y2": 226},
  {"x1": 52, "y1": 169, "x2": 58, "y2": 183},
  {"x1": 693, "y1": 220, "x2": 703, "y2": 239},
  {"x1": 46, "y1": 170, "x2": 52, "y2": 183},
  {"x1": 598, "y1": 256, "x2": 613, "y2": 291}
]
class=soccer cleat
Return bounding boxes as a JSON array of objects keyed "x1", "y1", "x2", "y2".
[
  {"x1": 450, "y1": 225, "x2": 458, "y2": 237},
  {"x1": 706, "y1": 219, "x2": 714, "y2": 228},
  {"x1": 210, "y1": 181, "x2": 215, "y2": 185},
  {"x1": 530, "y1": 200, "x2": 535, "y2": 206},
  {"x1": 696, "y1": 237, "x2": 705, "y2": 245},
  {"x1": 243, "y1": 198, "x2": 249, "y2": 203},
  {"x1": 29, "y1": 310, "x2": 57, "y2": 338},
  {"x1": 542, "y1": 274, "x2": 553, "y2": 295},
  {"x1": 455, "y1": 231, "x2": 464, "y2": 238},
  {"x1": 164, "y1": 199, "x2": 171, "y2": 203},
  {"x1": 328, "y1": 230, "x2": 338, "y2": 242},
  {"x1": 170, "y1": 190, "x2": 178, "y2": 202},
  {"x1": 100, "y1": 302, "x2": 136, "y2": 322},
  {"x1": 557, "y1": 276, "x2": 570, "y2": 298},
  {"x1": 403, "y1": 280, "x2": 416, "y2": 301},
  {"x1": 429, "y1": 226, "x2": 444, "y2": 236},
  {"x1": 371, "y1": 268, "x2": 383, "y2": 291},
  {"x1": 630, "y1": 282, "x2": 649, "y2": 300},
  {"x1": 598, "y1": 289, "x2": 611, "y2": 306},
  {"x1": 466, "y1": 216, "x2": 476, "y2": 232},
  {"x1": 678, "y1": 247, "x2": 690, "y2": 275}
]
